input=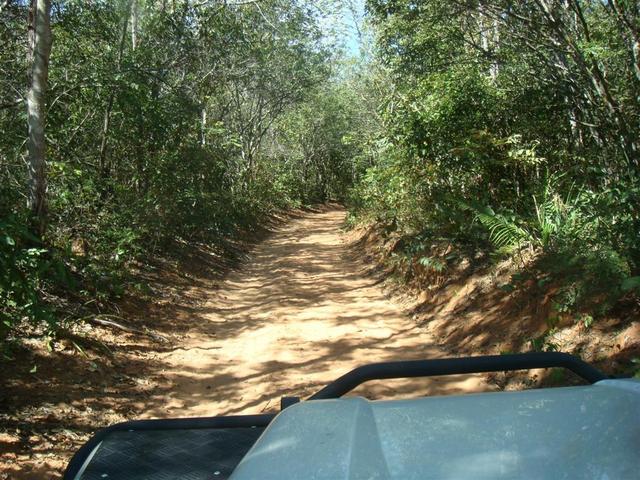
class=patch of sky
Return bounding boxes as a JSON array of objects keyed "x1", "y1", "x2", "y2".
[{"x1": 316, "y1": 0, "x2": 366, "y2": 57}]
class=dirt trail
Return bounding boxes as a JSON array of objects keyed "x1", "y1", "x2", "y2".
[{"x1": 148, "y1": 207, "x2": 489, "y2": 418}]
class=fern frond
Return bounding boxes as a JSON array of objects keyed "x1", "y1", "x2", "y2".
[{"x1": 476, "y1": 211, "x2": 530, "y2": 249}]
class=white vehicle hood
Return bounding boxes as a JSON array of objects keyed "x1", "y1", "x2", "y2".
[{"x1": 231, "y1": 379, "x2": 640, "y2": 479}]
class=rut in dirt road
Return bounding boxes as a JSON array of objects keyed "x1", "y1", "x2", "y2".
[{"x1": 149, "y1": 208, "x2": 490, "y2": 418}]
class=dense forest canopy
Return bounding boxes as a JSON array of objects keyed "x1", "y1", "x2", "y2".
[{"x1": 1, "y1": 0, "x2": 639, "y2": 350}]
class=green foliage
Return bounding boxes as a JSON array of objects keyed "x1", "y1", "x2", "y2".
[
  {"x1": 475, "y1": 208, "x2": 529, "y2": 252},
  {"x1": 469, "y1": 175, "x2": 635, "y2": 315},
  {"x1": 275, "y1": 81, "x2": 362, "y2": 203},
  {"x1": 622, "y1": 277, "x2": 640, "y2": 293},
  {"x1": 349, "y1": 0, "x2": 640, "y2": 322},
  {"x1": 529, "y1": 329, "x2": 559, "y2": 353},
  {"x1": 0, "y1": 216, "x2": 64, "y2": 341},
  {"x1": 544, "y1": 245, "x2": 631, "y2": 316},
  {"x1": 418, "y1": 256, "x2": 446, "y2": 273}
]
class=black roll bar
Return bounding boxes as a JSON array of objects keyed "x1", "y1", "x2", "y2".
[{"x1": 308, "y1": 352, "x2": 607, "y2": 400}]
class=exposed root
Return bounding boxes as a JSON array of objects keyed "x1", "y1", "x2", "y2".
[{"x1": 83, "y1": 315, "x2": 170, "y2": 343}]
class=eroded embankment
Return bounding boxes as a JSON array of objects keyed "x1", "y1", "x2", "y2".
[{"x1": 352, "y1": 223, "x2": 640, "y2": 387}]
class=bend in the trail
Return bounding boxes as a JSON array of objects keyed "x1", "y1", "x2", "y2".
[{"x1": 146, "y1": 208, "x2": 491, "y2": 418}]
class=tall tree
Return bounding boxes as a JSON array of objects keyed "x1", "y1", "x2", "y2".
[{"x1": 26, "y1": 0, "x2": 52, "y2": 236}]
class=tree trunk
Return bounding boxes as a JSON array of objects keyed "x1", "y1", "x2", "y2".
[
  {"x1": 131, "y1": 0, "x2": 139, "y2": 50},
  {"x1": 26, "y1": 0, "x2": 52, "y2": 237},
  {"x1": 201, "y1": 106, "x2": 207, "y2": 146},
  {"x1": 609, "y1": 0, "x2": 640, "y2": 85},
  {"x1": 535, "y1": 0, "x2": 638, "y2": 170},
  {"x1": 98, "y1": 0, "x2": 132, "y2": 181}
]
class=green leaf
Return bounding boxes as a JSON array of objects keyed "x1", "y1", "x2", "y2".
[
  {"x1": 621, "y1": 276, "x2": 640, "y2": 292},
  {"x1": 4, "y1": 236, "x2": 15, "y2": 246},
  {"x1": 499, "y1": 283, "x2": 516, "y2": 293},
  {"x1": 580, "y1": 314, "x2": 594, "y2": 330},
  {"x1": 30, "y1": 365, "x2": 37, "y2": 373},
  {"x1": 418, "y1": 256, "x2": 446, "y2": 272},
  {"x1": 537, "y1": 277, "x2": 552, "y2": 288}
]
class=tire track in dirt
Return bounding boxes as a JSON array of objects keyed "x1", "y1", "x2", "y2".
[{"x1": 148, "y1": 207, "x2": 490, "y2": 418}]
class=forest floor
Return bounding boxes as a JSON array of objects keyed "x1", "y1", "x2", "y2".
[{"x1": 1, "y1": 206, "x2": 494, "y2": 479}]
